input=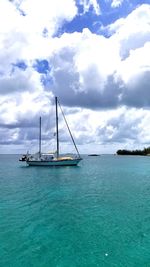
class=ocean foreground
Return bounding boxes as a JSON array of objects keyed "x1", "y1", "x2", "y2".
[{"x1": 1, "y1": 154, "x2": 150, "y2": 266}]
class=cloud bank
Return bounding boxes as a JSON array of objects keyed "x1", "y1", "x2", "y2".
[{"x1": 0, "y1": 1, "x2": 150, "y2": 153}]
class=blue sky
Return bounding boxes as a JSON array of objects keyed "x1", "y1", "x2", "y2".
[
  {"x1": 0, "y1": 0, "x2": 150, "y2": 154},
  {"x1": 60, "y1": 0, "x2": 150, "y2": 35}
]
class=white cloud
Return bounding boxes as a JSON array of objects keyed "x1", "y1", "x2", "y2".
[
  {"x1": 49, "y1": 4, "x2": 150, "y2": 110},
  {"x1": 0, "y1": 67, "x2": 44, "y2": 94},
  {"x1": 108, "y1": 4, "x2": 150, "y2": 59},
  {"x1": 111, "y1": 0, "x2": 124, "y2": 8},
  {"x1": 0, "y1": 0, "x2": 78, "y2": 65},
  {"x1": 78, "y1": 0, "x2": 100, "y2": 15},
  {"x1": 118, "y1": 42, "x2": 150, "y2": 83},
  {"x1": 49, "y1": 28, "x2": 121, "y2": 108},
  {"x1": 19, "y1": 0, "x2": 77, "y2": 36}
]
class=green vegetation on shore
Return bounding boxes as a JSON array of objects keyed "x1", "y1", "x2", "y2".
[{"x1": 117, "y1": 147, "x2": 150, "y2": 156}]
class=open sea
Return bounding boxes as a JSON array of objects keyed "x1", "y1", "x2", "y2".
[{"x1": 1, "y1": 154, "x2": 150, "y2": 267}]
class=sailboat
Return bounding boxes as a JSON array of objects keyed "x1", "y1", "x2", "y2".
[{"x1": 19, "y1": 97, "x2": 82, "y2": 166}]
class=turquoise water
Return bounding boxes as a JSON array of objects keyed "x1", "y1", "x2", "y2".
[{"x1": 1, "y1": 154, "x2": 150, "y2": 266}]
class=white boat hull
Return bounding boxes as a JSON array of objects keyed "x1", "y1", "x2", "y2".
[{"x1": 26, "y1": 158, "x2": 82, "y2": 166}]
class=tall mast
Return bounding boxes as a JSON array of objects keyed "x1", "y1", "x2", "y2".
[
  {"x1": 39, "y1": 116, "x2": 41, "y2": 155},
  {"x1": 55, "y1": 97, "x2": 59, "y2": 158}
]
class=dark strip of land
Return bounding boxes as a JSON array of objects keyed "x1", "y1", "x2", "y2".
[{"x1": 116, "y1": 147, "x2": 150, "y2": 156}]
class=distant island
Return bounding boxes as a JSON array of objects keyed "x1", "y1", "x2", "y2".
[
  {"x1": 88, "y1": 154, "x2": 100, "y2": 156},
  {"x1": 116, "y1": 147, "x2": 150, "y2": 156}
]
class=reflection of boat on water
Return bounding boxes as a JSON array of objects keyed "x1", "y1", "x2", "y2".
[{"x1": 19, "y1": 97, "x2": 82, "y2": 166}]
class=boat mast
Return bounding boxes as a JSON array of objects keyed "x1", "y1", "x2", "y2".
[
  {"x1": 39, "y1": 116, "x2": 41, "y2": 155},
  {"x1": 55, "y1": 97, "x2": 59, "y2": 158}
]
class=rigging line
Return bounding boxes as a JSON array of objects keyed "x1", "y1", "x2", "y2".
[
  {"x1": 57, "y1": 99, "x2": 81, "y2": 158},
  {"x1": 39, "y1": 116, "x2": 41, "y2": 155}
]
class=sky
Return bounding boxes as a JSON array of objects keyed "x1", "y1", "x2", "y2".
[{"x1": 0, "y1": 0, "x2": 150, "y2": 154}]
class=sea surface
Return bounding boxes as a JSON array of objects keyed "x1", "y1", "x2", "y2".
[{"x1": 1, "y1": 154, "x2": 150, "y2": 267}]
